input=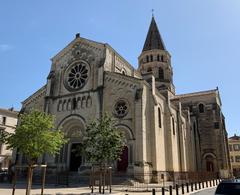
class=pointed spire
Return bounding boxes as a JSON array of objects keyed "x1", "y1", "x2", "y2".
[{"x1": 142, "y1": 16, "x2": 166, "y2": 52}]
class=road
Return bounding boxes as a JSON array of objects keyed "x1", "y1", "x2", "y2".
[{"x1": 191, "y1": 187, "x2": 216, "y2": 195}]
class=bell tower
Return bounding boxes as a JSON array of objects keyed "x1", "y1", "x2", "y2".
[{"x1": 138, "y1": 16, "x2": 175, "y2": 95}]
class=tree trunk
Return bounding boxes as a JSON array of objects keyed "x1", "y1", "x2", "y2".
[{"x1": 26, "y1": 164, "x2": 33, "y2": 195}]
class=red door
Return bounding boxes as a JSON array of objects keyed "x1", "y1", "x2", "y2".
[{"x1": 117, "y1": 146, "x2": 128, "y2": 172}]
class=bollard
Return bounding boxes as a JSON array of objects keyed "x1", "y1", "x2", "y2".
[
  {"x1": 186, "y1": 183, "x2": 189, "y2": 193},
  {"x1": 213, "y1": 179, "x2": 215, "y2": 186},
  {"x1": 202, "y1": 181, "x2": 204, "y2": 188},
  {"x1": 199, "y1": 182, "x2": 201, "y2": 189},
  {"x1": 195, "y1": 182, "x2": 197, "y2": 190},
  {"x1": 210, "y1": 180, "x2": 212, "y2": 187},
  {"x1": 169, "y1": 185, "x2": 172, "y2": 195},
  {"x1": 181, "y1": 184, "x2": 184, "y2": 194},
  {"x1": 176, "y1": 184, "x2": 179, "y2": 195},
  {"x1": 152, "y1": 188, "x2": 156, "y2": 195},
  {"x1": 162, "y1": 187, "x2": 165, "y2": 195},
  {"x1": 191, "y1": 183, "x2": 193, "y2": 191}
]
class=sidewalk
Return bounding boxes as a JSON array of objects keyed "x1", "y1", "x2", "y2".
[
  {"x1": 0, "y1": 182, "x2": 217, "y2": 195},
  {"x1": 0, "y1": 183, "x2": 150, "y2": 195}
]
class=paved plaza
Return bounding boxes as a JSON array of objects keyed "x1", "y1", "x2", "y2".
[{"x1": 0, "y1": 182, "x2": 216, "y2": 195}]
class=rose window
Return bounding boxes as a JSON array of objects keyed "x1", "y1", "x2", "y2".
[
  {"x1": 66, "y1": 62, "x2": 89, "y2": 90},
  {"x1": 114, "y1": 100, "x2": 128, "y2": 118}
]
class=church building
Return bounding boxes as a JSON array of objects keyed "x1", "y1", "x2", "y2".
[{"x1": 18, "y1": 17, "x2": 231, "y2": 179}]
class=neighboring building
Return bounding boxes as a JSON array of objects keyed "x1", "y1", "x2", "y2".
[
  {"x1": 0, "y1": 108, "x2": 18, "y2": 170},
  {"x1": 16, "y1": 17, "x2": 231, "y2": 179},
  {"x1": 229, "y1": 134, "x2": 240, "y2": 177}
]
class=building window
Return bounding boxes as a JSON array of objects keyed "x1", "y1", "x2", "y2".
[
  {"x1": 172, "y1": 117, "x2": 175, "y2": 135},
  {"x1": 159, "y1": 68, "x2": 164, "y2": 79},
  {"x1": 161, "y1": 55, "x2": 164, "y2": 62},
  {"x1": 157, "y1": 55, "x2": 160, "y2": 61},
  {"x1": 2, "y1": 117, "x2": 6, "y2": 125},
  {"x1": 72, "y1": 98, "x2": 77, "y2": 110},
  {"x1": 114, "y1": 99, "x2": 129, "y2": 118},
  {"x1": 189, "y1": 105, "x2": 193, "y2": 113},
  {"x1": 147, "y1": 67, "x2": 152, "y2": 72},
  {"x1": 150, "y1": 55, "x2": 153, "y2": 62},
  {"x1": 229, "y1": 144, "x2": 233, "y2": 151},
  {"x1": 158, "y1": 108, "x2": 162, "y2": 128},
  {"x1": 199, "y1": 103, "x2": 205, "y2": 113},
  {"x1": 236, "y1": 156, "x2": 240, "y2": 162},
  {"x1": 146, "y1": 56, "x2": 149, "y2": 62},
  {"x1": 214, "y1": 122, "x2": 219, "y2": 129},
  {"x1": 65, "y1": 62, "x2": 89, "y2": 90},
  {"x1": 231, "y1": 156, "x2": 234, "y2": 162},
  {"x1": 233, "y1": 144, "x2": 240, "y2": 151}
]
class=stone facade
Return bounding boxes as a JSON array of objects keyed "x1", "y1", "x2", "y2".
[
  {"x1": 16, "y1": 17, "x2": 231, "y2": 178},
  {"x1": 0, "y1": 108, "x2": 18, "y2": 170},
  {"x1": 228, "y1": 134, "x2": 240, "y2": 177}
]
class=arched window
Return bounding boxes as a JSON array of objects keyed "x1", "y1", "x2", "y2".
[
  {"x1": 150, "y1": 55, "x2": 153, "y2": 62},
  {"x1": 146, "y1": 56, "x2": 149, "y2": 62},
  {"x1": 122, "y1": 70, "x2": 126, "y2": 75},
  {"x1": 147, "y1": 67, "x2": 152, "y2": 72},
  {"x1": 159, "y1": 67, "x2": 164, "y2": 79},
  {"x1": 157, "y1": 55, "x2": 160, "y2": 61},
  {"x1": 161, "y1": 55, "x2": 164, "y2": 62},
  {"x1": 72, "y1": 97, "x2": 77, "y2": 110},
  {"x1": 58, "y1": 100, "x2": 62, "y2": 112},
  {"x1": 158, "y1": 108, "x2": 162, "y2": 128},
  {"x1": 199, "y1": 103, "x2": 205, "y2": 113},
  {"x1": 172, "y1": 117, "x2": 175, "y2": 135}
]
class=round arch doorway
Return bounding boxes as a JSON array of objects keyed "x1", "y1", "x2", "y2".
[
  {"x1": 57, "y1": 115, "x2": 86, "y2": 172},
  {"x1": 117, "y1": 146, "x2": 128, "y2": 172},
  {"x1": 70, "y1": 143, "x2": 83, "y2": 172}
]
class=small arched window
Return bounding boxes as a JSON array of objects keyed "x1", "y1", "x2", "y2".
[
  {"x1": 58, "y1": 100, "x2": 62, "y2": 112},
  {"x1": 159, "y1": 67, "x2": 164, "y2": 79},
  {"x1": 161, "y1": 55, "x2": 164, "y2": 62},
  {"x1": 199, "y1": 103, "x2": 205, "y2": 113},
  {"x1": 157, "y1": 55, "x2": 160, "y2": 62},
  {"x1": 147, "y1": 67, "x2": 152, "y2": 72},
  {"x1": 172, "y1": 117, "x2": 175, "y2": 135},
  {"x1": 158, "y1": 107, "x2": 162, "y2": 128},
  {"x1": 72, "y1": 98, "x2": 77, "y2": 110},
  {"x1": 146, "y1": 56, "x2": 149, "y2": 62},
  {"x1": 122, "y1": 70, "x2": 126, "y2": 75},
  {"x1": 150, "y1": 55, "x2": 153, "y2": 62}
]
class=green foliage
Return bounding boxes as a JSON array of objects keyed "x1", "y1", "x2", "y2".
[
  {"x1": 4, "y1": 109, "x2": 67, "y2": 164},
  {"x1": 82, "y1": 114, "x2": 125, "y2": 164},
  {"x1": 0, "y1": 129, "x2": 9, "y2": 143}
]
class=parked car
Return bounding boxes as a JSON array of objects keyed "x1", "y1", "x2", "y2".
[
  {"x1": 215, "y1": 179, "x2": 240, "y2": 195},
  {"x1": 0, "y1": 170, "x2": 8, "y2": 182}
]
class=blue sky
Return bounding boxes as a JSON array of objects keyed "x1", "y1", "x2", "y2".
[{"x1": 0, "y1": 0, "x2": 240, "y2": 136}]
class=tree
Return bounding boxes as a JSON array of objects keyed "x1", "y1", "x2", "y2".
[
  {"x1": 4, "y1": 109, "x2": 67, "y2": 195},
  {"x1": 82, "y1": 113, "x2": 125, "y2": 193},
  {"x1": 83, "y1": 113, "x2": 125, "y2": 165}
]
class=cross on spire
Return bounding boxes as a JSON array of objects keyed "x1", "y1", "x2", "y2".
[{"x1": 151, "y1": 9, "x2": 154, "y2": 17}]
